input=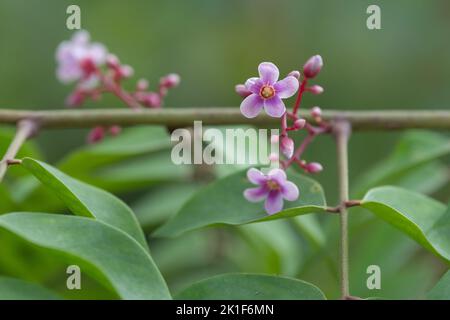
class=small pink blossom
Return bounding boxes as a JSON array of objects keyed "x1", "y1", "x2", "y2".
[
  {"x1": 160, "y1": 73, "x2": 180, "y2": 89},
  {"x1": 308, "y1": 85, "x2": 324, "y2": 95},
  {"x1": 87, "y1": 126, "x2": 105, "y2": 144},
  {"x1": 240, "y1": 62, "x2": 299, "y2": 118},
  {"x1": 303, "y1": 55, "x2": 323, "y2": 79},
  {"x1": 294, "y1": 118, "x2": 306, "y2": 129},
  {"x1": 305, "y1": 162, "x2": 323, "y2": 173},
  {"x1": 244, "y1": 168, "x2": 299, "y2": 215},
  {"x1": 280, "y1": 136, "x2": 294, "y2": 158},
  {"x1": 311, "y1": 106, "x2": 322, "y2": 118},
  {"x1": 56, "y1": 30, "x2": 107, "y2": 83}
]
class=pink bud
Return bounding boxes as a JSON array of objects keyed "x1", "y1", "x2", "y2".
[
  {"x1": 288, "y1": 70, "x2": 301, "y2": 79},
  {"x1": 311, "y1": 106, "x2": 322, "y2": 118},
  {"x1": 136, "y1": 79, "x2": 149, "y2": 91},
  {"x1": 268, "y1": 153, "x2": 279, "y2": 162},
  {"x1": 65, "y1": 91, "x2": 85, "y2": 107},
  {"x1": 270, "y1": 134, "x2": 279, "y2": 144},
  {"x1": 305, "y1": 162, "x2": 323, "y2": 174},
  {"x1": 303, "y1": 55, "x2": 323, "y2": 79},
  {"x1": 160, "y1": 73, "x2": 180, "y2": 88},
  {"x1": 120, "y1": 65, "x2": 134, "y2": 78},
  {"x1": 280, "y1": 136, "x2": 294, "y2": 159},
  {"x1": 308, "y1": 85, "x2": 324, "y2": 95},
  {"x1": 109, "y1": 125, "x2": 122, "y2": 136},
  {"x1": 87, "y1": 126, "x2": 105, "y2": 144},
  {"x1": 235, "y1": 84, "x2": 252, "y2": 98},
  {"x1": 294, "y1": 118, "x2": 306, "y2": 129},
  {"x1": 143, "y1": 92, "x2": 162, "y2": 108},
  {"x1": 106, "y1": 54, "x2": 120, "y2": 68}
]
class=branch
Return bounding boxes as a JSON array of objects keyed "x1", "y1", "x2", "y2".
[
  {"x1": 0, "y1": 108, "x2": 449, "y2": 130},
  {"x1": 0, "y1": 119, "x2": 39, "y2": 183},
  {"x1": 333, "y1": 119, "x2": 352, "y2": 300}
]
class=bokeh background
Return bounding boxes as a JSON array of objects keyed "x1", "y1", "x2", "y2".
[{"x1": 0, "y1": 0, "x2": 449, "y2": 299}]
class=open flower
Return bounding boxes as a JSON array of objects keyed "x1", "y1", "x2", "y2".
[
  {"x1": 240, "y1": 62, "x2": 299, "y2": 118},
  {"x1": 56, "y1": 30, "x2": 107, "y2": 83},
  {"x1": 244, "y1": 168, "x2": 299, "y2": 215}
]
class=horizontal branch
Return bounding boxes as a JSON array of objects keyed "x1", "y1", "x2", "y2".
[{"x1": 0, "y1": 108, "x2": 449, "y2": 130}]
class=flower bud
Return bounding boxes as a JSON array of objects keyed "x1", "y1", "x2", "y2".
[
  {"x1": 65, "y1": 91, "x2": 85, "y2": 107},
  {"x1": 308, "y1": 85, "x2": 324, "y2": 95},
  {"x1": 235, "y1": 84, "x2": 252, "y2": 98},
  {"x1": 109, "y1": 125, "x2": 122, "y2": 136},
  {"x1": 303, "y1": 55, "x2": 323, "y2": 79},
  {"x1": 305, "y1": 162, "x2": 323, "y2": 173},
  {"x1": 136, "y1": 78, "x2": 149, "y2": 91},
  {"x1": 106, "y1": 54, "x2": 120, "y2": 68},
  {"x1": 270, "y1": 134, "x2": 279, "y2": 144},
  {"x1": 160, "y1": 73, "x2": 180, "y2": 88},
  {"x1": 87, "y1": 126, "x2": 105, "y2": 144},
  {"x1": 143, "y1": 92, "x2": 162, "y2": 108},
  {"x1": 280, "y1": 136, "x2": 294, "y2": 159},
  {"x1": 268, "y1": 153, "x2": 279, "y2": 162},
  {"x1": 311, "y1": 106, "x2": 322, "y2": 118},
  {"x1": 288, "y1": 70, "x2": 301, "y2": 79},
  {"x1": 120, "y1": 65, "x2": 134, "y2": 78},
  {"x1": 294, "y1": 118, "x2": 306, "y2": 130}
]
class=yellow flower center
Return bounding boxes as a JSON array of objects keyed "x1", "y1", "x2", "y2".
[
  {"x1": 267, "y1": 180, "x2": 280, "y2": 190},
  {"x1": 260, "y1": 85, "x2": 275, "y2": 99}
]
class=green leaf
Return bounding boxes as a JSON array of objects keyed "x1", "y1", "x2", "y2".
[
  {"x1": 175, "y1": 273, "x2": 326, "y2": 300},
  {"x1": 0, "y1": 276, "x2": 60, "y2": 300},
  {"x1": 428, "y1": 270, "x2": 450, "y2": 300},
  {"x1": 58, "y1": 126, "x2": 171, "y2": 174},
  {"x1": 154, "y1": 169, "x2": 327, "y2": 237},
  {"x1": 353, "y1": 131, "x2": 450, "y2": 196},
  {"x1": 362, "y1": 187, "x2": 449, "y2": 262},
  {"x1": 0, "y1": 212, "x2": 171, "y2": 300},
  {"x1": 133, "y1": 183, "x2": 201, "y2": 230},
  {"x1": 21, "y1": 158, "x2": 147, "y2": 249}
]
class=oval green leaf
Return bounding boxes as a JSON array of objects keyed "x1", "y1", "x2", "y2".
[
  {"x1": 175, "y1": 273, "x2": 326, "y2": 300},
  {"x1": 362, "y1": 186, "x2": 449, "y2": 263},
  {"x1": 154, "y1": 169, "x2": 327, "y2": 237},
  {"x1": 21, "y1": 158, "x2": 147, "y2": 249},
  {"x1": 428, "y1": 270, "x2": 450, "y2": 300},
  {"x1": 0, "y1": 212, "x2": 171, "y2": 300},
  {"x1": 0, "y1": 276, "x2": 60, "y2": 300}
]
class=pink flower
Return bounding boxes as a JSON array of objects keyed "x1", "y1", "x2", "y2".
[
  {"x1": 240, "y1": 62, "x2": 299, "y2": 118},
  {"x1": 56, "y1": 30, "x2": 107, "y2": 83},
  {"x1": 280, "y1": 136, "x2": 294, "y2": 158},
  {"x1": 244, "y1": 168, "x2": 299, "y2": 215},
  {"x1": 303, "y1": 55, "x2": 323, "y2": 79}
]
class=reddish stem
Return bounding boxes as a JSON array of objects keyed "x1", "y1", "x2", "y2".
[{"x1": 292, "y1": 78, "x2": 308, "y2": 115}]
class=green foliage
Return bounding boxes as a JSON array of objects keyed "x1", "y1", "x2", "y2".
[
  {"x1": 0, "y1": 213, "x2": 170, "y2": 300},
  {"x1": 362, "y1": 187, "x2": 449, "y2": 263},
  {"x1": 428, "y1": 271, "x2": 450, "y2": 300},
  {"x1": 175, "y1": 274, "x2": 326, "y2": 300},
  {"x1": 0, "y1": 276, "x2": 60, "y2": 300}
]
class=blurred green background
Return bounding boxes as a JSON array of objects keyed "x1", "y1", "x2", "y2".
[{"x1": 0, "y1": 0, "x2": 449, "y2": 299}]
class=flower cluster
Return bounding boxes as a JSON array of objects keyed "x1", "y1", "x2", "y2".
[
  {"x1": 56, "y1": 30, "x2": 180, "y2": 143},
  {"x1": 236, "y1": 56, "x2": 329, "y2": 215}
]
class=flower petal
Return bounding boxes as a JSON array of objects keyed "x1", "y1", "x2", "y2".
[
  {"x1": 247, "y1": 168, "x2": 267, "y2": 185},
  {"x1": 244, "y1": 186, "x2": 269, "y2": 202},
  {"x1": 258, "y1": 62, "x2": 279, "y2": 84},
  {"x1": 245, "y1": 77, "x2": 263, "y2": 94},
  {"x1": 263, "y1": 96, "x2": 286, "y2": 118},
  {"x1": 281, "y1": 181, "x2": 299, "y2": 201},
  {"x1": 274, "y1": 76, "x2": 299, "y2": 98},
  {"x1": 240, "y1": 94, "x2": 264, "y2": 118},
  {"x1": 268, "y1": 168, "x2": 287, "y2": 184},
  {"x1": 264, "y1": 190, "x2": 284, "y2": 215}
]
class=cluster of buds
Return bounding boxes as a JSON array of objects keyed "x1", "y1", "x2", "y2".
[
  {"x1": 236, "y1": 56, "x2": 330, "y2": 214},
  {"x1": 56, "y1": 30, "x2": 180, "y2": 143}
]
